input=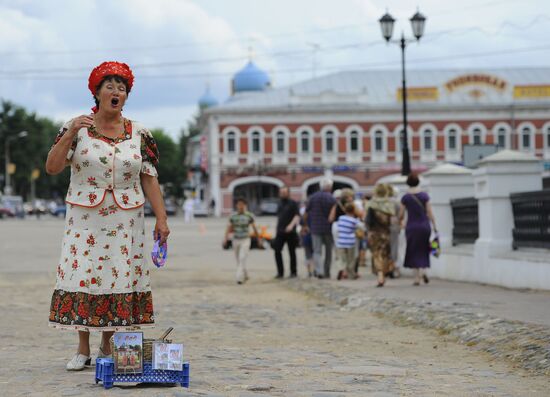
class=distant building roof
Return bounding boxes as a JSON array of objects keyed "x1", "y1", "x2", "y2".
[{"x1": 210, "y1": 67, "x2": 550, "y2": 113}]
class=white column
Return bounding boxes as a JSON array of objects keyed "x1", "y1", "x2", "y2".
[
  {"x1": 473, "y1": 150, "x2": 542, "y2": 257},
  {"x1": 207, "y1": 117, "x2": 222, "y2": 217},
  {"x1": 423, "y1": 164, "x2": 474, "y2": 249}
]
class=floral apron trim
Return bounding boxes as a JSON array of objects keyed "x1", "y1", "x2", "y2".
[{"x1": 49, "y1": 289, "x2": 154, "y2": 331}]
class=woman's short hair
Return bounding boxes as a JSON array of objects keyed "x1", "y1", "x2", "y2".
[
  {"x1": 94, "y1": 75, "x2": 130, "y2": 107},
  {"x1": 344, "y1": 202, "x2": 355, "y2": 214},
  {"x1": 341, "y1": 188, "x2": 354, "y2": 201},
  {"x1": 374, "y1": 183, "x2": 387, "y2": 198},
  {"x1": 406, "y1": 173, "x2": 420, "y2": 187}
]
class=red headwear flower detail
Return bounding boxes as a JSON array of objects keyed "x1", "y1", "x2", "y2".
[{"x1": 88, "y1": 61, "x2": 134, "y2": 113}]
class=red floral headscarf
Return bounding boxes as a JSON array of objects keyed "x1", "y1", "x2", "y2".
[{"x1": 88, "y1": 61, "x2": 134, "y2": 113}]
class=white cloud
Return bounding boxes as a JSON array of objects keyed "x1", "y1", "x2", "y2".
[{"x1": 0, "y1": 0, "x2": 549, "y2": 138}]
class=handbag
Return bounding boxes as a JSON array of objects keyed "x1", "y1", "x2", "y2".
[{"x1": 409, "y1": 193, "x2": 440, "y2": 257}]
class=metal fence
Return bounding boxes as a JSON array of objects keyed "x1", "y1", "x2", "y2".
[
  {"x1": 511, "y1": 190, "x2": 550, "y2": 249},
  {"x1": 450, "y1": 197, "x2": 479, "y2": 245}
]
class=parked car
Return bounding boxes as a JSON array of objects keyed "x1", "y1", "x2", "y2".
[
  {"x1": 259, "y1": 198, "x2": 279, "y2": 215},
  {"x1": 164, "y1": 199, "x2": 177, "y2": 216},
  {"x1": 193, "y1": 201, "x2": 209, "y2": 217},
  {"x1": 144, "y1": 198, "x2": 177, "y2": 216},
  {"x1": 52, "y1": 204, "x2": 67, "y2": 218},
  {"x1": 24, "y1": 199, "x2": 48, "y2": 216},
  {"x1": 0, "y1": 205, "x2": 12, "y2": 218},
  {"x1": 1, "y1": 196, "x2": 25, "y2": 218}
]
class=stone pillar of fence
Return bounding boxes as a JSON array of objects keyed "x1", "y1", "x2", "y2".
[
  {"x1": 473, "y1": 150, "x2": 542, "y2": 257},
  {"x1": 423, "y1": 164, "x2": 474, "y2": 249}
]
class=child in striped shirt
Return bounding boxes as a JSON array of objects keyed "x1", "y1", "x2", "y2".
[{"x1": 336, "y1": 202, "x2": 363, "y2": 280}]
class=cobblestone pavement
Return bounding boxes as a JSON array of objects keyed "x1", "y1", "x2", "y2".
[{"x1": 0, "y1": 217, "x2": 549, "y2": 396}]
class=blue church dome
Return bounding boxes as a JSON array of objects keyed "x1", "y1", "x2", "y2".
[
  {"x1": 198, "y1": 87, "x2": 218, "y2": 108},
  {"x1": 232, "y1": 61, "x2": 271, "y2": 93}
]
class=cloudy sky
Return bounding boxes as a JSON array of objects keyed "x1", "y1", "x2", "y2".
[{"x1": 0, "y1": 0, "x2": 548, "y2": 139}]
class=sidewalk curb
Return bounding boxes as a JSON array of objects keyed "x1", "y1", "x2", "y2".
[{"x1": 286, "y1": 279, "x2": 550, "y2": 376}]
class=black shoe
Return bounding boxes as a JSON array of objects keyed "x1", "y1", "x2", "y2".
[
  {"x1": 423, "y1": 274, "x2": 429, "y2": 284},
  {"x1": 289, "y1": 274, "x2": 297, "y2": 279},
  {"x1": 274, "y1": 275, "x2": 284, "y2": 280},
  {"x1": 316, "y1": 274, "x2": 324, "y2": 279},
  {"x1": 237, "y1": 281, "x2": 243, "y2": 285}
]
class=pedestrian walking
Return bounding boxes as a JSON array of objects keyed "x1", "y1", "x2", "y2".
[
  {"x1": 365, "y1": 183, "x2": 394, "y2": 287},
  {"x1": 304, "y1": 178, "x2": 336, "y2": 279},
  {"x1": 183, "y1": 195, "x2": 195, "y2": 223},
  {"x1": 399, "y1": 173, "x2": 438, "y2": 286},
  {"x1": 299, "y1": 201, "x2": 314, "y2": 277},
  {"x1": 273, "y1": 186, "x2": 300, "y2": 279},
  {"x1": 223, "y1": 197, "x2": 258, "y2": 285},
  {"x1": 386, "y1": 184, "x2": 402, "y2": 278},
  {"x1": 45, "y1": 61, "x2": 169, "y2": 371},
  {"x1": 336, "y1": 203, "x2": 363, "y2": 280}
]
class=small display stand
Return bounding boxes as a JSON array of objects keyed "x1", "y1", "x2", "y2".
[{"x1": 95, "y1": 358, "x2": 190, "y2": 389}]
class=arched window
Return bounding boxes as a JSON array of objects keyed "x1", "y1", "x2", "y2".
[
  {"x1": 349, "y1": 130, "x2": 359, "y2": 152},
  {"x1": 472, "y1": 127, "x2": 482, "y2": 145},
  {"x1": 301, "y1": 131, "x2": 310, "y2": 153},
  {"x1": 227, "y1": 131, "x2": 236, "y2": 153},
  {"x1": 521, "y1": 127, "x2": 531, "y2": 149},
  {"x1": 325, "y1": 130, "x2": 335, "y2": 153},
  {"x1": 423, "y1": 130, "x2": 433, "y2": 151},
  {"x1": 447, "y1": 129, "x2": 457, "y2": 151},
  {"x1": 275, "y1": 130, "x2": 286, "y2": 153},
  {"x1": 497, "y1": 127, "x2": 507, "y2": 148},
  {"x1": 251, "y1": 130, "x2": 261, "y2": 153},
  {"x1": 375, "y1": 130, "x2": 384, "y2": 152}
]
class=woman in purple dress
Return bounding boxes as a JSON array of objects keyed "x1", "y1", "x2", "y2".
[{"x1": 399, "y1": 173, "x2": 438, "y2": 286}]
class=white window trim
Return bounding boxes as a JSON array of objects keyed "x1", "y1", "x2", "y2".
[
  {"x1": 543, "y1": 122, "x2": 550, "y2": 159},
  {"x1": 517, "y1": 122, "x2": 536, "y2": 153},
  {"x1": 467, "y1": 122, "x2": 487, "y2": 145},
  {"x1": 222, "y1": 126, "x2": 240, "y2": 165},
  {"x1": 246, "y1": 126, "x2": 265, "y2": 164},
  {"x1": 393, "y1": 125, "x2": 414, "y2": 162},
  {"x1": 419, "y1": 123, "x2": 437, "y2": 162},
  {"x1": 345, "y1": 125, "x2": 363, "y2": 163},
  {"x1": 320, "y1": 125, "x2": 339, "y2": 163},
  {"x1": 271, "y1": 126, "x2": 290, "y2": 165},
  {"x1": 369, "y1": 124, "x2": 389, "y2": 162},
  {"x1": 492, "y1": 122, "x2": 511, "y2": 150},
  {"x1": 296, "y1": 126, "x2": 314, "y2": 164},
  {"x1": 443, "y1": 123, "x2": 462, "y2": 161}
]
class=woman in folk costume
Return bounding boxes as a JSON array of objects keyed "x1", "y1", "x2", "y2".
[
  {"x1": 46, "y1": 61, "x2": 170, "y2": 371},
  {"x1": 365, "y1": 183, "x2": 395, "y2": 287}
]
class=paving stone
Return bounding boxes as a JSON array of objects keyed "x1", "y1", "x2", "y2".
[{"x1": 331, "y1": 365, "x2": 407, "y2": 377}]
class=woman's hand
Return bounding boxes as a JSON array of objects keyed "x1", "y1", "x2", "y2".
[
  {"x1": 154, "y1": 218, "x2": 170, "y2": 245},
  {"x1": 69, "y1": 114, "x2": 94, "y2": 135}
]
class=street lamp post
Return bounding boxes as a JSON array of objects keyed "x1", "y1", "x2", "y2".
[
  {"x1": 4, "y1": 130, "x2": 28, "y2": 195},
  {"x1": 379, "y1": 10, "x2": 426, "y2": 176}
]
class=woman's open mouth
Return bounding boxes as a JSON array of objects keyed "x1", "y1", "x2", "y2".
[{"x1": 111, "y1": 98, "x2": 120, "y2": 107}]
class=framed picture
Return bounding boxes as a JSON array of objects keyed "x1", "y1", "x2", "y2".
[
  {"x1": 113, "y1": 332, "x2": 143, "y2": 374},
  {"x1": 153, "y1": 342, "x2": 183, "y2": 371}
]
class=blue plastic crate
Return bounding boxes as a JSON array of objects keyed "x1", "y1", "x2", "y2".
[{"x1": 95, "y1": 358, "x2": 190, "y2": 389}]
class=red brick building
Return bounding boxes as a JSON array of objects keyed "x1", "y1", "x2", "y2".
[{"x1": 193, "y1": 63, "x2": 550, "y2": 215}]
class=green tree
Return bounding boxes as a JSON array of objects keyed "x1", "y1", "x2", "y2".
[
  {"x1": 150, "y1": 128, "x2": 183, "y2": 197},
  {"x1": 0, "y1": 101, "x2": 66, "y2": 200}
]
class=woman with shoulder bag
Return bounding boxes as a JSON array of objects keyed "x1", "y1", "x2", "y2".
[{"x1": 399, "y1": 173, "x2": 438, "y2": 286}]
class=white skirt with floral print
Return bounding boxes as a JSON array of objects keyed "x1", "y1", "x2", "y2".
[{"x1": 49, "y1": 193, "x2": 154, "y2": 332}]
